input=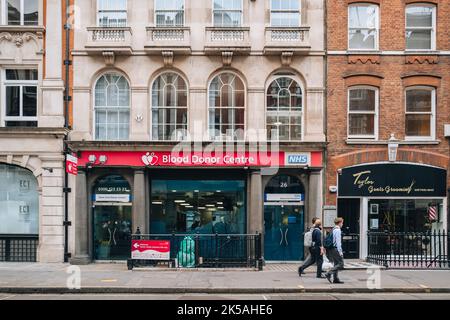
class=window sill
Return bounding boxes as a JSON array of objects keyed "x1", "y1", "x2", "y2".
[
  {"x1": 346, "y1": 50, "x2": 381, "y2": 54},
  {"x1": 0, "y1": 25, "x2": 45, "y2": 33},
  {"x1": 346, "y1": 139, "x2": 441, "y2": 145}
]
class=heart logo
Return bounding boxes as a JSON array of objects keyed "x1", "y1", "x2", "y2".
[{"x1": 142, "y1": 152, "x2": 158, "y2": 166}]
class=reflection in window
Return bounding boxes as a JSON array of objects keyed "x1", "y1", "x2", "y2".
[
  {"x1": 94, "y1": 73, "x2": 130, "y2": 141},
  {"x1": 151, "y1": 180, "x2": 246, "y2": 235},
  {"x1": 213, "y1": 0, "x2": 242, "y2": 27},
  {"x1": 348, "y1": 4, "x2": 379, "y2": 50},
  {"x1": 405, "y1": 87, "x2": 435, "y2": 138},
  {"x1": 5, "y1": 0, "x2": 38, "y2": 25},
  {"x1": 270, "y1": 0, "x2": 300, "y2": 27},
  {"x1": 152, "y1": 72, "x2": 188, "y2": 141},
  {"x1": 266, "y1": 77, "x2": 302, "y2": 141},
  {"x1": 97, "y1": 0, "x2": 127, "y2": 27},
  {"x1": 0, "y1": 164, "x2": 38, "y2": 234},
  {"x1": 155, "y1": 0, "x2": 184, "y2": 27},
  {"x1": 348, "y1": 87, "x2": 377, "y2": 138},
  {"x1": 406, "y1": 5, "x2": 435, "y2": 50},
  {"x1": 208, "y1": 73, "x2": 245, "y2": 140}
]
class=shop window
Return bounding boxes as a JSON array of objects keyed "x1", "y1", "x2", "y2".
[
  {"x1": 0, "y1": 164, "x2": 39, "y2": 234},
  {"x1": 405, "y1": 87, "x2": 435, "y2": 140},
  {"x1": 406, "y1": 4, "x2": 435, "y2": 51},
  {"x1": 266, "y1": 77, "x2": 302, "y2": 141},
  {"x1": 208, "y1": 72, "x2": 245, "y2": 141},
  {"x1": 348, "y1": 3, "x2": 379, "y2": 50},
  {"x1": 155, "y1": 0, "x2": 184, "y2": 27},
  {"x1": 97, "y1": 0, "x2": 127, "y2": 27},
  {"x1": 151, "y1": 72, "x2": 188, "y2": 141},
  {"x1": 270, "y1": 0, "x2": 300, "y2": 27},
  {"x1": 213, "y1": 0, "x2": 242, "y2": 27},
  {"x1": 3, "y1": 69, "x2": 38, "y2": 128},
  {"x1": 347, "y1": 86, "x2": 378, "y2": 139},
  {"x1": 2, "y1": 0, "x2": 38, "y2": 25},
  {"x1": 94, "y1": 73, "x2": 130, "y2": 141},
  {"x1": 151, "y1": 180, "x2": 246, "y2": 235}
]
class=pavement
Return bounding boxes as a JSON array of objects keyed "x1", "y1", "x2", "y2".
[{"x1": 0, "y1": 261, "x2": 449, "y2": 294}]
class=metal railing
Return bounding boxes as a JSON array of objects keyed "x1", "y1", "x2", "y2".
[
  {"x1": 0, "y1": 234, "x2": 38, "y2": 262},
  {"x1": 367, "y1": 231, "x2": 450, "y2": 269},
  {"x1": 128, "y1": 233, "x2": 262, "y2": 270}
]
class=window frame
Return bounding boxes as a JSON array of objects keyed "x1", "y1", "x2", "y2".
[
  {"x1": 96, "y1": 0, "x2": 128, "y2": 28},
  {"x1": 150, "y1": 71, "x2": 189, "y2": 141},
  {"x1": 265, "y1": 75, "x2": 304, "y2": 142},
  {"x1": 207, "y1": 71, "x2": 246, "y2": 141},
  {"x1": 1, "y1": 68, "x2": 38, "y2": 127},
  {"x1": 212, "y1": 0, "x2": 243, "y2": 27},
  {"x1": 1, "y1": 0, "x2": 39, "y2": 26},
  {"x1": 347, "y1": 3, "x2": 380, "y2": 51},
  {"x1": 347, "y1": 85, "x2": 379, "y2": 140},
  {"x1": 269, "y1": 0, "x2": 301, "y2": 27},
  {"x1": 405, "y1": 3, "x2": 436, "y2": 51},
  {"x1": 93, "y1": 73, "x2": 131, "y2": 141},
  {"x1": 154, "y1": 0, "x2": 185, "y2": 27},
  {"x1": 404, "y1": 86, "x2": 436, "y2": 141}
]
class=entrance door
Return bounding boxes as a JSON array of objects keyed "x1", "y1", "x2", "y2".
[
  {"x1": 264, "y1": 205, "x2": 304, "y2": 261},
  {"x1": 337, "y1": 198, "x2": 360, "y2": 259},
  {"x1": 93, "y1": 205, "x2": 132, "y2": 260}
]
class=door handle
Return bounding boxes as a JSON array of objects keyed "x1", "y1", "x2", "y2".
[
  {"x1": 279, "y1": 228, "x2": 284, "y2": 246},
  {"x1": 284, "y1": 228, "x2": 289, "y2": 246}
]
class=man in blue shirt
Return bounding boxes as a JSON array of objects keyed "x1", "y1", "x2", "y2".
[{"x1": 325, "y1": 217, "x2": 345, "y2": 284}]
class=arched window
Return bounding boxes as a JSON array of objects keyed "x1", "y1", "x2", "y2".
[
  {"x1": 94, "y1": 73, "x2": 130, "y2": 141},
  {"x1": 266, "y1": 77, "x2": 302, "y2": 141},
  {"x1": 208, "y1": 73, "x2": 245, "y2": 140},
  {"x1": 152, "y1": 72, "x2": 188, "y2": 141}
]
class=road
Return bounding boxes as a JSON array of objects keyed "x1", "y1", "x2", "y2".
[{"x1": 1, "y1": 293, "x2": 450, "y2": 300}]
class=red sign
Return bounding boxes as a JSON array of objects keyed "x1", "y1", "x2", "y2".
[
  {"x1": 66, "y1": 154, "x2": 78, "y2": 175},
  {"x1": 131, "y1": 240, "x2": 170, "y2": 260},
  {"x1": 78, "y1": 151, "x2": 323, "y2": 168}
]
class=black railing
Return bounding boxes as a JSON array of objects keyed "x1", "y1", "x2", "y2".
[
  {"x1": 367, "y1": 231, "x2": 450, "y2": 269},
  {"x1": 0, "y1": 234, "x2": 39, "y2": 262},
  {"x1": 128, "y1": 233, "x2": 263, "y2": 270}
]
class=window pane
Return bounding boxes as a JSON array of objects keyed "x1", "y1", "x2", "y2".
[
  {"x1": 6, "y1": 86, "x2": 20, "y2": 117},
  {"x1": 349, "y1": 5, "x2": 378, "y2": 28},
  {"x1": 406, "y1": 114, "x2": 431, "y2": 136},
  {"x1": 7, "y1": 0, "x2": 21, "y2": 25},
  {"x1": 6, "y1": 69, "x2": 38, "y2": 81},
  {"x1": 349, "y1": 89, "x2": 376, "y2": 111},
  {"x1": 406, "y1": 90, "x2": 432, "y2": 112},
  {"x1": 406, "y1": 6, "x2": 433, "y2": 27},
  {"x1": 271, "y1": 12, "x2": 299, "y2": 27},
  {"x1": 406, "y1": 30, "x2": 432, "y2": 50},
  {"x1": 22, "y1": 86, "x2": 37, "y2": 117},
  {"x1": 349, "y1": 29, "x2": 376, "y2": 49},
  {"x1": 24, "y1": 0, "x2": 39, "y2": 25},
  {"x1": 349, "y1": 114, "x2": 375, "y2": 136}
]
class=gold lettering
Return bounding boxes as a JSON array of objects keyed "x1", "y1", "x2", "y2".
[{"x1": 353, "y1": 171, "x2": 375, "y2": 189}]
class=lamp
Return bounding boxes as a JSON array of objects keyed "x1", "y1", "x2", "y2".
[
  {"x1": 99, "y1": 155, "x2": 107, "y2": 164},
  {"x1": 388, "y1": 133, "x2": 399, "y2": 162}
]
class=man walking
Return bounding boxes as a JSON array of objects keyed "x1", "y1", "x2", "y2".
[
  {"x1": 298, "y1": 219, "x2": 324, "y2": 278},
  {"x1": 324, "y1": 217, "x2": 345, "y2": 284},
  {"x1": 298, "y1": 217, "x2": 318, "y2": 276}
]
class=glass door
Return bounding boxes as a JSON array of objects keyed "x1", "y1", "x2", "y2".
[{"x1": 93, "y1": 205, "x2": 132, "y2": 260}]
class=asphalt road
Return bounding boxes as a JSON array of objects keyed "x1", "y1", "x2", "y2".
[{"x1": 1, "y1": 293, "x2": 450, "y2": 300}]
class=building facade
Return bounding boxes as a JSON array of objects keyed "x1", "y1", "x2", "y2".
[
  {"x1": 0, "y1": 0, "x2": 67, "y2": 262},
  {"x1": 66, "y1": 0, "x2": 326, "y2": 264},
  {"x1": 326, "y1": 0, "x2": 450, "y2": 259}
]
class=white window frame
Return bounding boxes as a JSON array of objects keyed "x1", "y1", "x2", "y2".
[
  {"x1": 265, "y1": 75, "x2": 304, "y2": 142},
  {"x1": 405, "y1": 86, "x2": 436, "y2": 141},
  {"x1": 270, "y1": 0, "x2": 301, "y2": 27},
  {"x1": 348, "y1": 3, "x2": 379, "y2": 51},
  {"x1": 154, "y1": 0, "x2": 185, "y2": 27},
  {"x1": 96, "y1": 0, "x2": 128, "y2": 28},
  {"x1": 405, "y1": 3, "x2": 436, "y2": 51},
  {"x1": 212, "y1": 0, "x2": 243, "y2": 27},
  {"x1": 347, "y1": 86, "x2": 379, "y2": 140},
  {"x1": 93, "y1": 73, "x2": 131, "y2": 141},
  {"x1": 1, "y1": 0, "x2": 39, "y2": 26},
  {"x1": 1, "y1": 69, "x2": 38, "y2": 127}
]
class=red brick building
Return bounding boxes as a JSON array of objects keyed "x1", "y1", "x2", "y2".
[{"x1": 326, "y1": 0, "x2": 450, "y2": 259}]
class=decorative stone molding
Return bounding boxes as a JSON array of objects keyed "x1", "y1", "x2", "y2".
[
  {"x1": 0, "y1": 30, "x2": 44, "y2": 55},
  {"x1": 348, "y1": 55, "x2": 380, "y2": 65},
  {"x1": 281, "y1": 51, "x2": 294, "y2": 66},
  {"x1": 221, "y1": 51, "x2": 233, "y2": 66},
  {"x1": 102, "y1": 51, "x2": 115, "y2": 65},
  {"x1": 405, "y1": 55, "x2": 439, "y2": 65},
  {"x1": 162, "y1": 51, "x2": 174, "y2": 66}
]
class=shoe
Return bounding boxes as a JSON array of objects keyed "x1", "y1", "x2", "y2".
[
  {"x1": 298, "y1": 268, "x2": 302, "y2": 277},
  {"x1": 316, "y1": 275, "x2": 325, "y2": 279},
  {"x1": 333, "y1": 279, "x2": 345, "y2": 284},
  {"x1": 325, "y1": 273, "x2": 332, "y2": 284}
]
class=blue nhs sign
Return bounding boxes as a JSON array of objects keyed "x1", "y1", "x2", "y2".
[{"x1": 285, "y1": 153, "x2": 310, "y2": 166}]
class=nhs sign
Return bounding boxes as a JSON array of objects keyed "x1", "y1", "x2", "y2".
[{"x1": 285, "y1": 152, "x2": 311, "y2": 166}]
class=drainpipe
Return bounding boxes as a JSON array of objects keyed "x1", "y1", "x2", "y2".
[{"x1": 63, "y1": 0, "x2": 72, "y2": 263}]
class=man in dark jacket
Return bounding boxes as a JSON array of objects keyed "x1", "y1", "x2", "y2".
[
  {"x1": 298, "y1": 217, "x2": 318, "y2": 276},
  {"x1": 298, "y1": 219, "x2": 324, "y2": 278}
]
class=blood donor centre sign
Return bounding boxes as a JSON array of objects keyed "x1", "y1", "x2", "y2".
[
  {"x1": 78, "y1": 151, "x2": 323, "y2": 168},
  {"x1": 131, "y1": 240, "x2": 170, "y2": 260}
]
